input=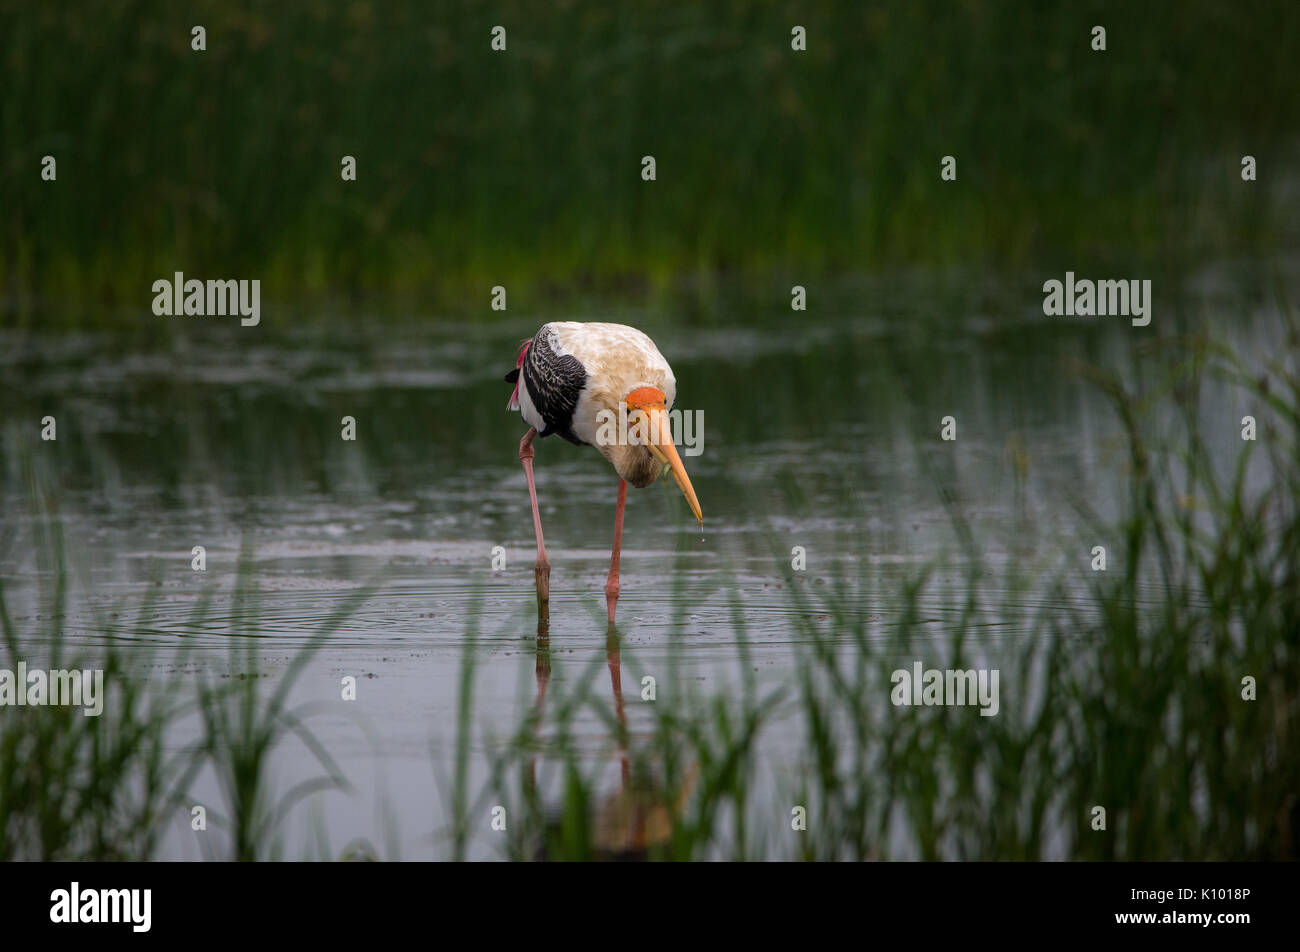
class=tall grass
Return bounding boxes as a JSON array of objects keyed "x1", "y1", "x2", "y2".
[
  {"x1": 0, "y1": 529, "x2": 374, "y2": 861},
  {"x1": 189, "y1": 552, "x2": 376, "y2": 861},
  {"x1": 0, "y1": 527, "x2": 190, "y2": 860},
  {"x1": 3, "y1": 0, "x2": 1297, "y2": 320}
]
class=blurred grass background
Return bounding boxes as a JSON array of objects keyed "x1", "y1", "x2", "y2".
[{"x1": 2, "y1": 0, "x2": 1298, "y2": 322}]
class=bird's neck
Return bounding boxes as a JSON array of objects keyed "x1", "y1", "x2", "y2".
[{"x1": 601, "y1": 443, "x2": 662, "y2": 489}]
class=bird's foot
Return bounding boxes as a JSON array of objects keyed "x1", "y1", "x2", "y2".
[
  {"x1": 535, "y1": 557, "x2": 550, "y2": 603},
  {"x1": 604, "y1": 576, "x2": 619, "y2": 624}
]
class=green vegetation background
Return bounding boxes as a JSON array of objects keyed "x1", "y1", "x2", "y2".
[{"x1": 2, "y1": 0, "x2": 1297, "y2": 321}]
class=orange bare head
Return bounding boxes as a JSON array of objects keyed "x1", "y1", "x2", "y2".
[
  {"x1": 623, "y1": 386, "x2": 702, "y2": 527},
  {"x1": 625, "y1": 386, "x2": 666, "y2": 411}
]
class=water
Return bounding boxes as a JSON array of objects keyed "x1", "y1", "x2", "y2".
[{"x1": 0, "y1": 265, "x2": 1287, "y2": 858}]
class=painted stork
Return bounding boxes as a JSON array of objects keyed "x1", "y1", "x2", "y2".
[{"x1": 505, "y1": 321, "x2": 703, "y2": 622}]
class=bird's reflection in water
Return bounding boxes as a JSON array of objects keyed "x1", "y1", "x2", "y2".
[{"x1": 526, "y1": 613, "x2": 695, "y2": 861}]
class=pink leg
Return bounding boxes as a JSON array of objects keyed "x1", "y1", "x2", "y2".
[
  {"x1": 519, "y1": 428, "x2": 550, "y2": 603},
  {"x1": 605, "y1": 479, "x2": 627, "y2": 623}
]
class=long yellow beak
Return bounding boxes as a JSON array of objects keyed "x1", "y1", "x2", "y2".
[{"x1": 644, "y1": 408, "x2": 703, "y2": 527}]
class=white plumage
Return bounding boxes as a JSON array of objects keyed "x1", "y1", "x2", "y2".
[{"x1": 518, "y1": 322, "x2": 676, "y2": 444}]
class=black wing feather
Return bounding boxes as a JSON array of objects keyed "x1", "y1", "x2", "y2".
[{"x1": 523, "y1": 328, "x2": 587, "y2": 445}]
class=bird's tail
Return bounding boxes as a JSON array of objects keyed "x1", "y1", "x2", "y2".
[{"x1": 504, "y1": 338, "x2": 531, "y2": 410}]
